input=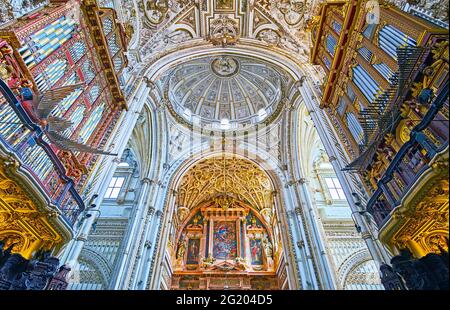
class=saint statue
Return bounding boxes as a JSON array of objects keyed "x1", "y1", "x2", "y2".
[
  {"x1": 176, "y1": 239, "x2": 186, "y2": 260},
  {"x1": 263, "y1": 237, "x2": 273, "y2": 258}
]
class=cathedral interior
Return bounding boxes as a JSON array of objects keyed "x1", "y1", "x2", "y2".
[{"x1": 0, "y1": 0, "x2": 448, "y2": 291}]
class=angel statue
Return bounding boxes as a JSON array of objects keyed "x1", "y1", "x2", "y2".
[
  {"x1": 200, "y1": 255, "x2": 216, "y2": 269},
  {"x1": 19, "y1": 84, "x2": 116, "y2": 155}
]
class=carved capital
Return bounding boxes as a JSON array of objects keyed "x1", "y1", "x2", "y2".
[
  {"x1": 298, "y1": 178, "x2": 308, "y2": 184},
  {"x1": 113, "y1": 157, "x2": 121, "y2": 164},
  {"x1": 141, "y1": 177, "x2": 153, "y2": 185},
  {"x1": 143, "y1": 76, "x2": 156, "y2": 89},
  {"x1": 2, "y1": 156, "x2": 20, "y2": 171},
  {"x1": 76, "y1": 234, "x2": 88, "y2": 242},
  {"x1": 148, "y1": 206, "x2": 155, "y2": 216}
]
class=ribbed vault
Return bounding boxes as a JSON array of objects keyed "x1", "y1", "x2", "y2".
[{"x1": 175, "y1": 156, "x2": 274, "y2": 212}]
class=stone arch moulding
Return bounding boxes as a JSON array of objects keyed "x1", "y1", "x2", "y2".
[
  {"x1": 336, "y1": 248, "x2": 373, "y2": 289},
  {"x1": 150, "y1": 150, "x2": 302, "y2": 290},
  {"x1": 140, "y1": 44, "x2": 318, "y2": 87},
  {"x1": 78, "y1": 248, "x2": 113, "y2": 288}
]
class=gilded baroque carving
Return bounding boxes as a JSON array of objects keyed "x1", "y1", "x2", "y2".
[
  {"x1": 208, "y1": 15, "x2": 240, "y2": 47},
  {"x1": 0, "y1": 163, "x2": 64, "y2": 258},
  {"x1": 176, "y1": 156, "x2": 273, "y2": 211}
]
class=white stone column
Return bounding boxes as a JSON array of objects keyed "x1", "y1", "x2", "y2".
[
  {"x1": 281, "y1": 184, "x2": 319, "y2": 290},
  {"x1": 60, "y1": 81, "x2": 150, "y2": 268},
  {"x1": 295, "y1": 178, "x2": 337, "y2": 289},
  {"x1": 298, "y1": 83, "x2": 388, "y2": 267},
  {"x1": 111, "y1": 177, "x2": 152, "y2": 289}
]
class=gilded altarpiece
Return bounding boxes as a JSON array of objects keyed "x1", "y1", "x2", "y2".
[{"x1": 171, "y1": 198, "x2": 279, "y2": 290}]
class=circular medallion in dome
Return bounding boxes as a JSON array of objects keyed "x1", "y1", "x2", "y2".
[
  {"x1": 166, "y1": 55, "x2": 290, "y2": 129},
  {"x1": 211, "y1": 56, "x2": 240, "y2": 78}
]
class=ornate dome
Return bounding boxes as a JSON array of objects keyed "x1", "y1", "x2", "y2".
[{"x1": 166, "y1": 55, "x2": 289, "y2": 128}]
